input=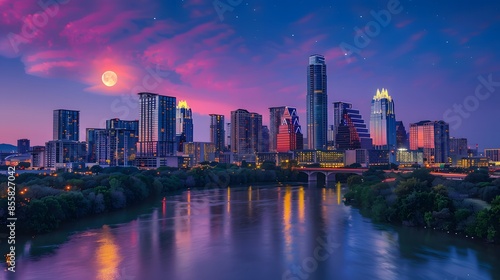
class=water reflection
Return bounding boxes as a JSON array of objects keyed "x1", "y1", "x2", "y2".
[
  {"x1": 95, "y1": 225, "x2": 121, "y2": 280},
  {"x1": 7, "y1": 186, "x2": 499, "y2": 280}
]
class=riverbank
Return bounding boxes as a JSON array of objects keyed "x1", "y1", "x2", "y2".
[{"x1": 344, "y1": 168, "x2": 500, "y2": 244}]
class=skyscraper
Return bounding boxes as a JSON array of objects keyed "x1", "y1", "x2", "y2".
[
  {"x1": 307, "y1": 54, "x2": 328, "y2": 150},
  {"x1": 370, "y1": 89, "x2": 396, "y2": 151},
  {"x1": 106, "y1": 118, "x2": 139, "y2": 133},
  {"x1": 269, "y1": 106, "x2": 287, "y2": 152},
  {"x1": 449, "y1": 137, "x2": 468, "y2": 165},
  {"x1": 209, "y1": 114, "x2": 225, "y2": 152},
  {"x1": 409, "y1": 120, "x2": 450, "y2": 164},
  {"x1": 176, "y1": 100, "x2": 194, "y2": 152},
  {"x1": 137, "y1": 92, "x2": 176, "y2": 157},
  {"x1": 276, "y1": 107, "x2": 304, "y2": 152},
  {"x1": 17, "y1": 139, "x2": 30, "y2": 154},
  {"x1": 53, "y1": 109, "x2": 79, "y2": 141},
  {"x1": 230, "y1": 109, "x2": 262, "y2": 156},
  {"x1": 260, "y1": 125, "x2": 270, "y2": 152},
  {"x1": 332, "y1": 102, "x2": 371, "y2": 150},
  {"x1": 396, "y1": 121, "x2": 408, "y2": 149}
]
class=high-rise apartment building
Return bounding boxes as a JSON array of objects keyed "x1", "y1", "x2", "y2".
[
  {"x1": 307, "y1": 54, "x2": 328, "y2": 150},
  {"x1": 106, "y1": 118, "x2": 139, "y2": 133},
  {"x1": 53, "y1": 109, "x2": 79, "y2": 141},
  {"x1": 209, "y1": 114, "x2": 225, "y2": 152},
  {"x1": 230, "y1": 109, "x2": 262, "y2": 156},
  {"x1": 137, "y1": 92, "x2": 176, "y2": 157}
]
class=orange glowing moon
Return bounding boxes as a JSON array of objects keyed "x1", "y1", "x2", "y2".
[{"x1": 102, "y1": 71, "x2": 117, "y2": 87}]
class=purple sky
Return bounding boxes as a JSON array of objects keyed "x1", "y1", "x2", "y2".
[{"x1": 0, "y1": 0, "x2": 499, "y2": 150}]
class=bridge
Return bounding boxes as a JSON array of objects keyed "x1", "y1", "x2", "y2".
[{"x1": 292, "y1": 167, "x2": 368, "y2": 187}]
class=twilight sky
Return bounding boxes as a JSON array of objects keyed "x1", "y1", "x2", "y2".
[{"x1": 0, "y1": 0, "x2": 499, "y2": 150}]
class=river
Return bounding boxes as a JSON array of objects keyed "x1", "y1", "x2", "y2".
[{"x1": 3, "y1": 185, "x2": 500, "y2": 280}]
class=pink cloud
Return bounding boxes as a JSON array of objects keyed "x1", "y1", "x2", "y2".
[{"x1": 395, "y1": 19, "x2": 413, "y2": 29}]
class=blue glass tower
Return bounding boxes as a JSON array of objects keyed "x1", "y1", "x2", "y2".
[
  {"x1": 307, "y1": 54, "x2": 328, "y2": 150},
  {"x1": 370, "y1": 88, "x2": 397, "y2": 162}
]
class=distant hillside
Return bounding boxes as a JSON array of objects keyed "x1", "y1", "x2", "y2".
[{"x1": 0, "y1": 144, "x2": 17, "y2": 153}]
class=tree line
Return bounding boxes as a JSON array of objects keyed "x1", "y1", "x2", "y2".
[
  {"x1": 0, "y1": 162, "x2": 298, "y2": 234},
  {"x1": 344, "y1": 168, "x2": 500, "y2": 243}
]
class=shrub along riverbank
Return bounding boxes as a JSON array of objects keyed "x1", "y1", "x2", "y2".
[
  {"x1": 0, "y1": 162, "x2": 299, "y2": 234},
  {"x1": 344, "y1": 168, "x2": 500, "y2": 243}
]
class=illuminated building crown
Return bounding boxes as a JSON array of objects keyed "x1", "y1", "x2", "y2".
[
  {"x1": 373, "y1": 88, "x2": 392, "y2": 101},
  {"x1": 177, "y1": 100, "x2": 190, "y2": 109}
]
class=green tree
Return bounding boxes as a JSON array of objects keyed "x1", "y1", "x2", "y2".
[{"x1": 90, "y1": 165, "x2": 104, "y2": 174}]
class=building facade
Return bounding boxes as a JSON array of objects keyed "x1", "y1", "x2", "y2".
[
  {"x1": 276, "y1": 107, "x2": 304, "y2": 152},
  {"x1": 209, "y1": 114, "x2": 225, "y2": 152},
  {"x1": 45, "y1": 140, "x2": 86, "y2": 168},
  {"x1": 106, "y1": 118, "x2": 139, "y2": 133},
  {"x1": 409, "y1": 120, "x2": 450, "y2": 164},
  {"x1": 333, "y1": 102, "x2": 371, "y2": 150},
  {"x1": 395, "y1": 121, "x2": 408, "y2": 149},
  {"x1": 176, "y1": 100, "x2": 194, "y2": 152},
  {"x1": 53, "y1": 109, "x2": 79, "y2": 141},
  {"x1": 183, "y1": 142, "x2": 216, "y2": 167},
  {"x1": 449, "y1": 137, "x2": 468, "y2": 166},
  {"x1": 307, "y1": 54, "x2": 328, "y2": 150},
  {"x1": 230, "y1": 109, "x2": 262, "y2": 157},
  {"x1": 137, "y1": 92, "x2": 176, "y2": 158},
  {"x1": 485, "y1": 148, "x2": 500, "y2": 162},
  {"x1": 369, "y1": 89, "x2": 396, "y2": 153},
  {"x1": 17, "y1": 139, "x2": 30, "y2": 154},
  {"x1": 269, "y1": 106, "x2": 287, "y2": 152}
]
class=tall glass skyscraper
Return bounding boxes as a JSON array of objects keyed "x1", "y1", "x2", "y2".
[
  {"x1": 53, "y1": 109, "x2": 79, "y2": 141},
  {"x1": 176, "y1": 100, "x2": 194, "y2": 152},
  {"x1": 307, "y1": 54, "x2": 328, "y2": 150},
  {"x1": 370, "y1": 89, "x2": 396, "y2": 152},
  {"x1": 137, "y1": 92, "x2": 176, "y2": 157},
  {"x1": 209, "y1": 114, "x2": 225, "y2": 152}
]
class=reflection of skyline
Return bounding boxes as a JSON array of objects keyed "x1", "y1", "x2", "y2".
[
  {"x1": 96, "y1": 225, "x2": 121, "y2": 280},
  {"x1": 11, "y1": 186, "x2": 498, "y2": 280}
]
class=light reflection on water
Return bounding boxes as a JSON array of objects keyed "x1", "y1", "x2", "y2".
[{"x1": 6, "y1": 185, "x2": 499, "y2": 280}]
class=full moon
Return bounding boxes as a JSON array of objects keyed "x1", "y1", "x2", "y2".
[{"x1": 102, "y1": 71, "x2": 118, "y2": 87}]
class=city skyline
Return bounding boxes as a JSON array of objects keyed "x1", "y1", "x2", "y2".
[{"x1": 1, "y1": 1, "x2": 500, "y2": 150}]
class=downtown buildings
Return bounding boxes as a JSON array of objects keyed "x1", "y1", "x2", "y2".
[
  {"x1": 332, "y1": 102, "x2": 371, "y2": 150},
  {"x1": 307, "y1": 54, "x2": 328, "y2": 150},
  {"x1": 230, "y1": 109, "x2": 263, "y2": 162},
  {"x1": 209, "y1": 114, "x2": 225, "y2": 152},
  {"x1": 409, "y1": 120, "x2": 450, "y2": 165},
  {"x1": 369, "y1": 89, "x2": 397, "y2": 164},
  {"x1": 176, "y1": 100, "x2": 194, "y2": 152},
  {"x1": 136, "y1": 92, "x2": 178, "y2": 168},
  {"x1": 45, "y1": 109, "x2": 86, "y2": 169}
]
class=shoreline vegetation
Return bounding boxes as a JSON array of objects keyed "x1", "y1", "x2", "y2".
[
  {"x1": 344, "y1": 168, "x2": 500, "y2": 244},
  {"x1": 1, "y1": 162, "x2": 499, "y2": 244}
]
